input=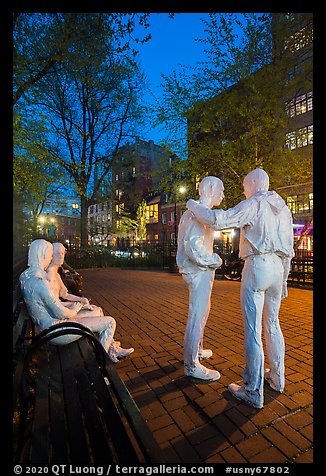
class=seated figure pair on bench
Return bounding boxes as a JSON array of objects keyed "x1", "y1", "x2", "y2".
[{"x1": 19, "y1": 239, "x2": 134, "y2": 363}]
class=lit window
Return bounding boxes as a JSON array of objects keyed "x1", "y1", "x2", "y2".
[
  {"x1": 145, "y1": 204, "x2": 159, "y2": 223},
  {"x1": 285, "y1": 91, "x2": 313, "y2": 117},
  {"x1": 285, "y1": 25, "x2": 313, "y2": 52},
  {"x1": 287, "y1": 193, "x2": 313, "y2": 214},
  {"x1": 285, "y1": 125, "x2": 313, "y2": 149}
]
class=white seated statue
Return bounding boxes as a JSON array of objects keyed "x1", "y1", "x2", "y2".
[
  {"x1": 46, "y1": 242, "x2": 104, "y2": 318},
  {"x1": 19, "y1": 239, "x2": 134, "y2": 363}
]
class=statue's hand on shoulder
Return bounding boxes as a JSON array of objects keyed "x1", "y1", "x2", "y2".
[
  {"x1": 186, "y1": 199, "x2": 197, "y2": 211},
  {"x1": 213, "y1": 253, "x2": 223, "y2": 269}
]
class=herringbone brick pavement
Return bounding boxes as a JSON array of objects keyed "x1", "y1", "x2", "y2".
[{"x1": 81, "y1": 267, "x2": 313, "y2": 464}]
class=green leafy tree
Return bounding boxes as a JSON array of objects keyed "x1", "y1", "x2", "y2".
[
  {"x1": 14, "y1": 13, "x2": 151, "y2": 247},
  {"x1": 154, "y1": 13, "x2": 312, "y2": 207},
  {"x1": 13, "y1": 13, "x2": 151, "y2": 105},
  {"x1": 115, "y1": 209, "x2": 138, "y2": 240},
  {"x1": 136, "y1": 200, "x2": 147, "y2": 241},
  {"x1": 13, "y1": 111, "x2": 68, "y2": 244}
]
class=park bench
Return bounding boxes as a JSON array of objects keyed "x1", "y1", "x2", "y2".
[{"x1": 13, "y1": 285, "x2": 168, "y2": 465}]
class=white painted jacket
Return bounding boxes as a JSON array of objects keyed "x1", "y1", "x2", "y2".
[
  {"x1": 176, "y1": 209, "x2": 222, "y2": 274},
  {"x1": 188, "y1": 191, "x2": 294, "y2": 260}
]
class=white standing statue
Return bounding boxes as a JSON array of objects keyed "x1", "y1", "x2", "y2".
[
  {"x1": 177, "y1": 176, "x2": 224, "y2": 381},
  {"x1": 19, "y1": 239, "x2": 134, "y2": 363},
  {"x1": 187, "y1": 168, "x2": 294, "y2": 408},
  {"x1": 46, "y1": 242, "x2": 104, "y2": 317}
]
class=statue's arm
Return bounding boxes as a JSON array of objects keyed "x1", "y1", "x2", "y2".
[
  {"x1": 184, "y1": 221, "x2": 222, "y2": 269},
  {"x1": 58, "y1": 273, "x2": 89, "y2": 304},
  {"x1": 280, "y1": 257, "x2": 291, "y2": 299},
  {"x1": 186, "y1": 200, "x2": 219, "y2": 229},
  {"x1": 187, "y1": 199, "x2": 255, "y2": 230},
  {"x1": 65, "y1": 292, "x2": 89, "y2": 305},
  {"x1": 40, "y1": 280, "x2": 81, "y2": 319},
  {"x1": 280, "y1": 209, "x2": 295, "y2": 299}
]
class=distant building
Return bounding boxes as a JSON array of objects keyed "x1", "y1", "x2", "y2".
[
  {"x1": 145, "y1": 193, "x2": 188, "y2": 245},
  {"x1": 112, "y1": 137, "x2": 169, "y2": 215},
  {"x1": 88, "y1": 138, "x2": 171, "y2": 247},
  {"x1": 276, "y1": 181, "x2": 313, "y2": 255},
  {"x1": 37, "y1": 196, "x2": 81, "y2": 247},
  {"x1": 187, "y1": 13, "x2": 313, "y2": 254},
  {"x1": 273, "y1": 13, "x2": 313, "y2": 254},
  {"x1": 88, "y1": 200, "x2": 113, "y2": 247}
]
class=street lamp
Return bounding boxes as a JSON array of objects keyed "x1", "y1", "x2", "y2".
[
  {"x1": 174, "y1": 185, "x2": 186, "y2": 243},
  {"x1": 169, "y1": 185, "x2": 187, "y2": 273}
]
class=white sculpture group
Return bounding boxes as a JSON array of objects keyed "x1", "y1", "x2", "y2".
[
  {"x1": 19, "y1": 239, "x2": 134, "y2": 363},
  {"x1": 179, "y1": 168, "x2": 294, "y2": 409},
  {"x1": 19, "y1": 167, "x2": 294, "y2": 410}
]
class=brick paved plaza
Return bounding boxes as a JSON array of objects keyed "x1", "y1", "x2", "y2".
[{"x1": 81, "y1": 267, "x2": 313, "y2": 464}]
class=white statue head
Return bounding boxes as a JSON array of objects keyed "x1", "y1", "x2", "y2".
[
  {"x1": 28, "y1": 239, "x2": 53, "y2": 270},
  {"x1": 243, "y1": 168, "x2": 269, "y2": 199},
  {"x1": 52, "y1": 242, "x2": 66, "y2": 266},
  {"x1": 198, "y1": 176, "x2": 224, "y2": 208}
]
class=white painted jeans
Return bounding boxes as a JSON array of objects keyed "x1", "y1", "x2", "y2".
[
  {"x1": 182, "y1": 268, "x2": 216, "y2": 372},
  {"x1": 240, "y1": 253, "x2": 285, "y2": 405}
]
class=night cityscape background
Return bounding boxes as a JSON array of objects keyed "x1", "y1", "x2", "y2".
[
  {"x1": 13, "y1": 13, "x2": 313, "y2": 277},
  {"x1": 12, "y1": 12, "x2": 314, "y2": 467}
]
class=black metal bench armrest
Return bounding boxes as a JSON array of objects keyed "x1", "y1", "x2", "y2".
[{"x1": 18, "y1": 321, "x2": 107, "y2": 369}]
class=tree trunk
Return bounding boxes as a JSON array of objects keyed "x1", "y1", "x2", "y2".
[{"x1": 80, "y1": 195, "x2": 89, "y2": 248}]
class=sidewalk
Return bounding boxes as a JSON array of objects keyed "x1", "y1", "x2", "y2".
[{"x1": 81, "y1": 267, "x2": 313, "y2": 464}]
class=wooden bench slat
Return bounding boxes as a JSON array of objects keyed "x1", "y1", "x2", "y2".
[
  {"x1": 68, "y1": 345, "x2": 113, "y2": 463},
  {"x1": 78, "y1": 339, "x2": 141, "y2": 463},
  {"x1": 58, "y1": 344, "x2": 92, "y2": 464},
  {"x1": 48, "y1": 347, "x2": 70, "y2": 463},
  {"x1": 30, "y1": 351, "x2": 51, "y2": 464}
]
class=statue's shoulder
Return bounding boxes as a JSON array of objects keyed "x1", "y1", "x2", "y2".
[{"x1": 180, "y1": 209, "x2": 193, "y2": 224}]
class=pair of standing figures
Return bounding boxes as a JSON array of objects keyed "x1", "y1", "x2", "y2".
[{"x1": 177, "y1": 168, "x2": 294, "y2": 409}]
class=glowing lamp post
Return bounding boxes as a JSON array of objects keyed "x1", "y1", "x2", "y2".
[{"x1": 174, "y1": 185, "x2": 186, "y2": 243}]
